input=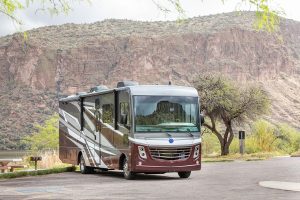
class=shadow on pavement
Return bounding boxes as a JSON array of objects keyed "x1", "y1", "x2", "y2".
[{"x1": 75, "y1": 170, "x2": 179, "y2": 181}]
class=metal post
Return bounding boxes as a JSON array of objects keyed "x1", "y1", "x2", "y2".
[
  {"x1": 239, "y1": 131, "x2": 245, "y2": 155},
  {"x1": 30, "y1": 156, "x2": 42, "y2": 171}
]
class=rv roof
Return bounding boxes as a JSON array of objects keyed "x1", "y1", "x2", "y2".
[
  {"x1": 60, "y1": 85, "x2": 198, "y2": 101},
  {"x1": 126, "y1": 85, "x2": 198, "y2": 97}
]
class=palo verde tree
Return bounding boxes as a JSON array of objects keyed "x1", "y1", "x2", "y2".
[
  {"x1": 194, "y1": 74, "x2": 270, "y2": 155},
  {"x1": 0, "y1": 0, "x2": 75, "y2": 27}
]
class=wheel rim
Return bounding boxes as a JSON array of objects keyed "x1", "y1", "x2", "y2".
[
  {"x1": 123, "y1": 160, "x2": 129, "y2": 177},
  {"x1": 80, "y1": 157, "x2": 85, "y2": 172}
]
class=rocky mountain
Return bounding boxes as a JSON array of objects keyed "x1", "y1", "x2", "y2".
[{"x1": 0, "y1": 12, "x2": 299, "y2": 149}]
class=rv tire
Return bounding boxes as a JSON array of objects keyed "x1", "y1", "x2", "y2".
[
  {"x1": 178, "y1": 171, "x2": 191, "y2": 178},
  {"x1": 79, "y1": 154, "x2": 93, "y2": 174},
  {"x1": 123, "y1": 157, "x2": 135, "y2": 180}
]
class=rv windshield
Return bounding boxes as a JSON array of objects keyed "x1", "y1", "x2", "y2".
[{"x1": 134, "y1": 96, "x2": 199, "y2": 133}]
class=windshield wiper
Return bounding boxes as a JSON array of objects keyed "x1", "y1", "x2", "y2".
[
  {"x1": 187, "y1": 128, "x2": 195, "y2": 138},
  {"x1": 166, "y1": 132, "x2": 173, "y2": 138}
]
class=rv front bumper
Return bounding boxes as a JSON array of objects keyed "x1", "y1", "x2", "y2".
[{"x1": 131, "y1": 143, "x2": 201, "y2": 173}]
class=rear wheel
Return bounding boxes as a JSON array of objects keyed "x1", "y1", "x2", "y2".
[
  {"x1": 79, "y1": 155, "x2": 93, "y2": 174},
  {"x1": 123, "y1": 158, "x2": 135, "y2": 180},
  {"x1": 178, "y1": 171, "x2": 191, "y2": 178}
]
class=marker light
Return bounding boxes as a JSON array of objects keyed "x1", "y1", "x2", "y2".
[
  {"x1": 138, "y1": 146, "x2": 147, "y2": 159},
  {"x1": 193, "y1": 145, "x2": 200, "y2": 159}
]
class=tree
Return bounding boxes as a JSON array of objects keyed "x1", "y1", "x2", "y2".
[
  {"x1": 0, "y1": 0, "x2": 73, "y2": 24},
  {"x1": 194, "y1": 74, "x2": 270, "y2": 155},
  {"x1": 22, "y1": 114, "x2": 59, "y2": 151}
]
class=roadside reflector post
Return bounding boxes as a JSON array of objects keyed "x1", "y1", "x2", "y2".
[
  {"x1": 239, "y1": 131, "x2": 245, "y2": 155},
  {"x1": 30, "y1": 156, "x2": 42, "y2": 170}
]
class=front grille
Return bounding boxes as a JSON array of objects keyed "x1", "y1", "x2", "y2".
[{"x1": 149, "y1": 146, "x2": 192, "y2": 161}]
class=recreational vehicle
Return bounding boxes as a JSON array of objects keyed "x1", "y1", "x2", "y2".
[{"x1": 59, "y1": 81, "x2": 203, "y2": 179}]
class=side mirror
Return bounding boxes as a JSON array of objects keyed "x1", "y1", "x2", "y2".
[
  {"x1": 200, "y1": 114, "x2": 205, "y2": 125},
  {"x1": 120, "y1": 114, "x2": 127, "y2": 125}
]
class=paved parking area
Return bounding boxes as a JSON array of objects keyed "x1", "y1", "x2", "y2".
[{"x1": 0, "y1": 157, "x2": 299, "y2": 200}]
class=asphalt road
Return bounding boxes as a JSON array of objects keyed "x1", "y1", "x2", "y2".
[{"x1": 0, "y1": 157, "x2": 299, "y2": 200}]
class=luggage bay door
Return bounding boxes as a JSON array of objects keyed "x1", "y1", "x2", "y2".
[{"x1": 82, "y1": 96, "x2": 102, "y2": 167}]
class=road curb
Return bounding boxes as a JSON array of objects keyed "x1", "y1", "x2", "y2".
[{"x1": 259, "y1": 181, "x2": 300, "y2": 192}]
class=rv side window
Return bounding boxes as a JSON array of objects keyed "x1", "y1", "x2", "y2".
[
  {"x1": 95, "y1": 98, "x2": 100, "y2": 109},
  {"x1": 120, "y1": 102, "x2": 129, "y2": 115},
  {"x1": 102, "y1": 104, "x2": 114, "y2": 125},
  {"x1": 120, "y1": 102, "x2": 130, "y2": 127},
  {"x1": 118, "y1": 90, "x2": 131, "y2": 131}
]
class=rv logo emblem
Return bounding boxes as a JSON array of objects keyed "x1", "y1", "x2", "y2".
[{"x1": 169, "y1": 138, "x2": 174, "y2": 144}]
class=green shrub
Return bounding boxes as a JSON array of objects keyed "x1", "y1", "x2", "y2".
[
  {"x1": 230, "y1": 136, "x2": 261, "y2": 154},
  {"x1": 251, "y1": 120, "x2": 278, "y2": 152},
  {"x1": 231, "y1": 120, "x2": 279, "y2": 154},
  {"x1": 291, "y1": 150, "x2": 300, "y2": 157},
  {"x1": 277, "y1": 124, "x2": 300, "y2": 154},
  {"x1": 207, "y1": 119, "x2": 299, "y2": 156},
  {"x1": 22, "y1": 114, "x2": 59, "y2": 151},
  {"x1": 231, "y1": 120, "x2": 300, "y2": 155},
  {"x1": 229, "y1": 138, "x2": 239, "y2": 153},
  {"x1": 202, "y1": 131, "x2": 220, "y2": 156},
  {"x1": 245, "y1": 137, "x2": 262, "y2": 154}
]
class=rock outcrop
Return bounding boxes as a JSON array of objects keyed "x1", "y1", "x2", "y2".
[{"x1": 0, "y1": 12, "x2": 299, "y2": 149}]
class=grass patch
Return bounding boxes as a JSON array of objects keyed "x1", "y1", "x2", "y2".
[
  {"x1": 291, "y1": 150, "x2": 300, "y2": 157},
  {"x1": 202, "y1": 152, "x2": 283, "y2": 163},
  {"x1": 203, "y1": 158, "x2": 234, "y2": 163},
  {"x1": 0, "y1": 166, "x2": 76, "y2": 180}
]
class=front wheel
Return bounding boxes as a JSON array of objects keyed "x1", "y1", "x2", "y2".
[
  {"x1": 123, "y1": 158, "x2": 135, "y2": 180},
  {"x1": 178, "y1": 171, "x2": 191, "y2": 178},
  {"x1": 79, "y1": 155, "x2": 93, "y2": 174}
]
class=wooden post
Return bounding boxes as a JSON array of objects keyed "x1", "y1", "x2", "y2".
[{"x1": 35, "y1": 160, "x2": 37, "y2": 170}]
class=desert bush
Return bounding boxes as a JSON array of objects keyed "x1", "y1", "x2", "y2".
[
  {"x1": 230, "y1": 120, "x2": 277, "y2": 154},
  {"x1": 276, "y1": 124, "x2": 300, "y2": 154},
  {"x1": 230, "y1": 136, "x2": 261, "y2": 154},
  {"x1": 202, "y1": 131, "x2": 221, "y2": 156},
  {"x1": 244, "y1": 137, "x2": 262, "y2": 154},
  {"x1": 251, "y1": 120, "x2": 278, "y2": 152},
  {"x1": 230, "y1": 120, "x2": 300, "y2": 155},
  {"x1": 22, "y1": 150, "x2": 66, "y2": 169},
  {"x1": 22, "y1": 114, "x2": 59, "y2": 151},
  {"x1": 229, "y1": 138, "x2": 239, "y2": 153},
  {"x1": 37, "y1": 150, "x2": 65, "y2": 169},
  {"x1": 291, "y1": 150, "x2": 300, "y2": 157},
  {"x1": 20, "y1": 114, "x2": 62, "y2": 169}
]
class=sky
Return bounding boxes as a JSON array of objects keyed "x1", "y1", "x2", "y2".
[{"x1": 0, "y1": 0, "x2": 300, "y2": 37}]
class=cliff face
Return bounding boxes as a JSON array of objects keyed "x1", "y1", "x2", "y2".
[{"x1": 0, "y1": 12, "x2": 299, "y2": 149}]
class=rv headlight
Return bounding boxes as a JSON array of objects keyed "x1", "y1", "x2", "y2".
[
  {"x1": 138, "y1": 146, "x2": 147, "y2": 159},
  {"x1": 193, "y1": 145, "x2": 200, "y2": 159}
]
